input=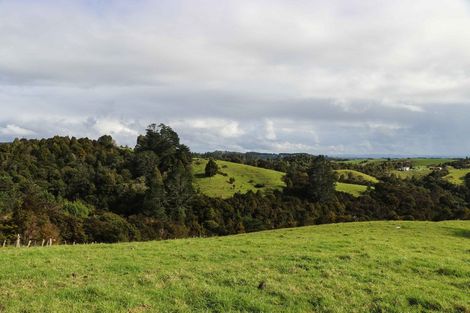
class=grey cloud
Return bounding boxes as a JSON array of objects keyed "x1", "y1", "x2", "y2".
[{"x1": 0, "y1": 0, "x2": 469, "y2": 155}]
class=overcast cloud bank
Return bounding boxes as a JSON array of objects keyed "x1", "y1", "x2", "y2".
[{"x1": 1, "y1": 0, "x2": 470, "y2": 155}]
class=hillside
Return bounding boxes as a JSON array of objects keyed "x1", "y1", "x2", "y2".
[
  {"x1": 192, "y1": 158, "x2": 286, "y2": 198},
  {"x1": 336, "y1": 182, "x2": 369, "y2": 197},
  {"x1": 193, "y1": 159, "x2": 372, "y2": 198},
  {"x1": 335, "y1": 169, "x2": 379, "y2": 184},
  {"x1": 444, "y1": 168, "x2": 470, "y2": 185},
  {"x1": 0, "y1": 221, "x2": 468, "y2": 313}
]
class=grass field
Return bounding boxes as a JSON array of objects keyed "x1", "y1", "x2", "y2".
[
  {"x1": 336, "y1": 158, "x2": 454, "y2": 167},
  {"x1": 390, "y1": 169, "x2": 433, "y2": 180},
  {"x1": 336, "y1": 182, "x2": 369, "y2": 197},
  {"x1": 0, "y1": 221, "x2": 468, "y2": 313},
  {"x1": 335, "y1": 158, "x2": 388, "y2": 165},
  {"x1": 444, "y1": 168, "x2": 470, "y2": 185},
  {"x1": 407, "y1": 158, "x2": 455, "y2": 167},
  {"x1": 193, "y1": 159, "x2": 371, "y2": 198},
  {"x1": 335, "y1": 169, "x2": 379, "y2": 184},
  {"x1": 192, "y1": 159, "x2": 286, "y2": 198}
]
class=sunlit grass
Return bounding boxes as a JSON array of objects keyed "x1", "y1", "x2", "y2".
[
  {"x1": 0, "y1": 221, "x2": 468, "y2": 312},
  {"x1": 192, "y1": 158, "x2": 285, "y2": 199}
]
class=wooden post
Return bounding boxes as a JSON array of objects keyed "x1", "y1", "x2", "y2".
[
  {"x1": 41, "y1": 239, "x2": 46, "y2": 247},
  {"x1": 15, "y1": 234, "x2": 21, "y2": 248},
  {"x1": 48, "y1": 238, "x2": 53, "y2": 246},
  {"x1": 2, "y1": 240, "x2": 6, "y2": 247},
  {"x1": 27, "y1": 240, "x2": 32, "y2": 248}
]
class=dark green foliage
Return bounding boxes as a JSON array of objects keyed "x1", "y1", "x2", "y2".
[
  {"x1": 205, "y1": 158, "x2": 218, "y2": 177},
  {"x1": 464, "y1": 173, "x2": 470, "y2": 189},
  {"x1": 85, "y1": 212, "x2": 140, "y2": 243},
  {"x1": 143, "y1": 168, "x2": 165, "y2": 219},
  {"x1": 283, "y1": 155, "x2": 336, "y2": 202},
  {"x1": 62, "y1": 200, "x2": 91, "y2": 218},
  {"x1": 0, "y1": 124, "x2": 194, "y2": 242},
  {"x1": 0, "y1": 124, "x2": 468, "y2": 244},
  {"x1": 306, "y1": 156, "x2": 336, "y2": 202}
]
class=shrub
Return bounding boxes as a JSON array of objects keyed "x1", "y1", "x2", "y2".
[
  {"x1": 205, "y1": 159, "x2": 219, "y2": 177},
  {"x1": 85, "y1": 212, "x2": 140, "y2": 243}
]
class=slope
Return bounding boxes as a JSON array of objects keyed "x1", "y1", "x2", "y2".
[
  {"x1": 0, "y1": 221, "x2": 468, "y2": 312},
  {"x1": 192, "y1": 158, "x2": 286, "y2": 198}
]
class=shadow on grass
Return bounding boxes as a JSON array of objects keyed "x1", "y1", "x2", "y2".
[
  {"x1": 194, "y1": 173, "x2": 207, "y2": 179},
  {"x1": 451, "y1": 228, "x2": 470, "y2": 239}
]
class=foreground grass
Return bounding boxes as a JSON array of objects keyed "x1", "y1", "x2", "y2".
[
  {"x1": 1, "y1": 221, "x2": 469, "y2": 313},
  {"x1": 192, "y1": 158, "x2": 285, "y2": 198}
]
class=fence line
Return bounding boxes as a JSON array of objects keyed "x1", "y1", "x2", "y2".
[{"x1": 0, "y1": 234, "x2": 97, "y2": 248}]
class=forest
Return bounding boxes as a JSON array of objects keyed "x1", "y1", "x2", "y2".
[{"x1": 0, "y1": 124, "x2": 469, "y2": 244}]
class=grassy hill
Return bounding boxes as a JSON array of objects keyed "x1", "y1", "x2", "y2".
[
  {"x1": 192, "y1": 158, "x2": 286, "y2": 198},
  {"x1": 193, "y1": 159, "x2": 371, "y2": 198},
  {"x1": 336, "y1": 182, "x2": 369, "y2": 197},
  {"x1": 0, "y1": 221, "x2": 468, "y2": 312},
  {"x1": 390, "y1": 168, "x2": 433, "y2": 179},
  {"x1": 443, "y1": 168, "x2": 470, "y2": 185},
  {"x1": 335, "y1": 169, "x2": 379, "y2": 184},
  {"x1": 408, "y1": 158, "x2": 455, "y2": 167}
]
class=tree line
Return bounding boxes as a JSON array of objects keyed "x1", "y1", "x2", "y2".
[{"x1": 0, "y1": 124, "x2": 469, "y2": 244}]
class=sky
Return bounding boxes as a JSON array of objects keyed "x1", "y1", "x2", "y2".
[{"x1": 1, "y1": 0, "x2": 470, "y2": 156}]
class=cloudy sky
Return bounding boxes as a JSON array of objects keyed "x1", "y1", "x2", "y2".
[{"x1": 1, "y1": 0, "x2": 470, "y2": 155}]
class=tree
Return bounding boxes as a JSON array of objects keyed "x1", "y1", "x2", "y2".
[
  {"x1": 205, "y1": 159, "x2": 218, "y2": 177},
  {"x1": 85, "y1": 212, "x2": 140, "y2": 243},
  {"x1": 135, "y1": 124, "x2": 191, "y2": 172},
  {"x1": 143, "y1": 167, "x2": 166, "y2": 219},
  {"x1": 305, "y1": 156, "x2": 336, "y2": 202},
  {"x1": 166, "y1": 161, "x2": 193, "y2": 226}
]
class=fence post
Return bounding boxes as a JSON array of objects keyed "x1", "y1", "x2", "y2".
[
  {"x1": 41, "y1": 239, "x2": 45, "y2": 247},
  {"x1": 2, "y1": 240, "x2": 5, "y2": 247},
  {"x1": 27, "y1": 240, "x2": 32, "y2": 248},
  {"x1": 15, "y1": 234, "x2": 21, "y2": 248}
]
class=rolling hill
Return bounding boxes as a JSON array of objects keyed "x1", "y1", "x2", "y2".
[
  {"x1": 192, "y1": 158, "x2": 286, "y2": 199},
  {"x1": 335, "y1": 169, "x2": 379, "y2": 184},
  {"x1": 0, "y1": 221, "x2": 468, "y2": 312},
  {"x1": 335, "y1": 182, "x2": 370, "y2": 197},
  {"x1": 443, "y1": 168, "x2": 470, "y2": 185},
  {"x1": 193, "y1": 159, "x2": 372, "y2": 198}
]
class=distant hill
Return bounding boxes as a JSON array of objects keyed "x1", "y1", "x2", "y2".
[
  {"x1": 192, "y1": 158, "x2": 286, "y2": 198},
  {"x1": 335, "y1": 169, "x2": 379, "y2": 184},
  {"x1": 335, "y1": 182, "x2": 370, "y2": 197},
  {"x1": 444, "y1": 168, "x2": 470, "y2": 185},
  {"x1": 193, "y1": 159, "x2": 373, "y2": 198}
]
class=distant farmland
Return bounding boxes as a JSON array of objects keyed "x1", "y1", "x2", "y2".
[{"x1": 193, "y1": 159, "x2": 373, "y2": 198}]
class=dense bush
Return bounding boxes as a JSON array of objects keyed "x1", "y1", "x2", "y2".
[{"x1": 0, "y1": 124, "x2": 468, "y2": 244}]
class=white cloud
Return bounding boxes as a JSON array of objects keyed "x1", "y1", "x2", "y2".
[
  {"x1": 0, "y1": 124, "x2": 35, "y2": 136},
  {"x1": 0, "y1": 0, "x2": 469, "y2": 155},
  {"x1": 93, "y1": 119, "x2": 138, "y2": 137},
  {"x1": 264, "y1": 120, "x2": 277, "y2": 140},
  {"x1": 170, "y1": 118, "x2": 245, "y2": 139}
]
